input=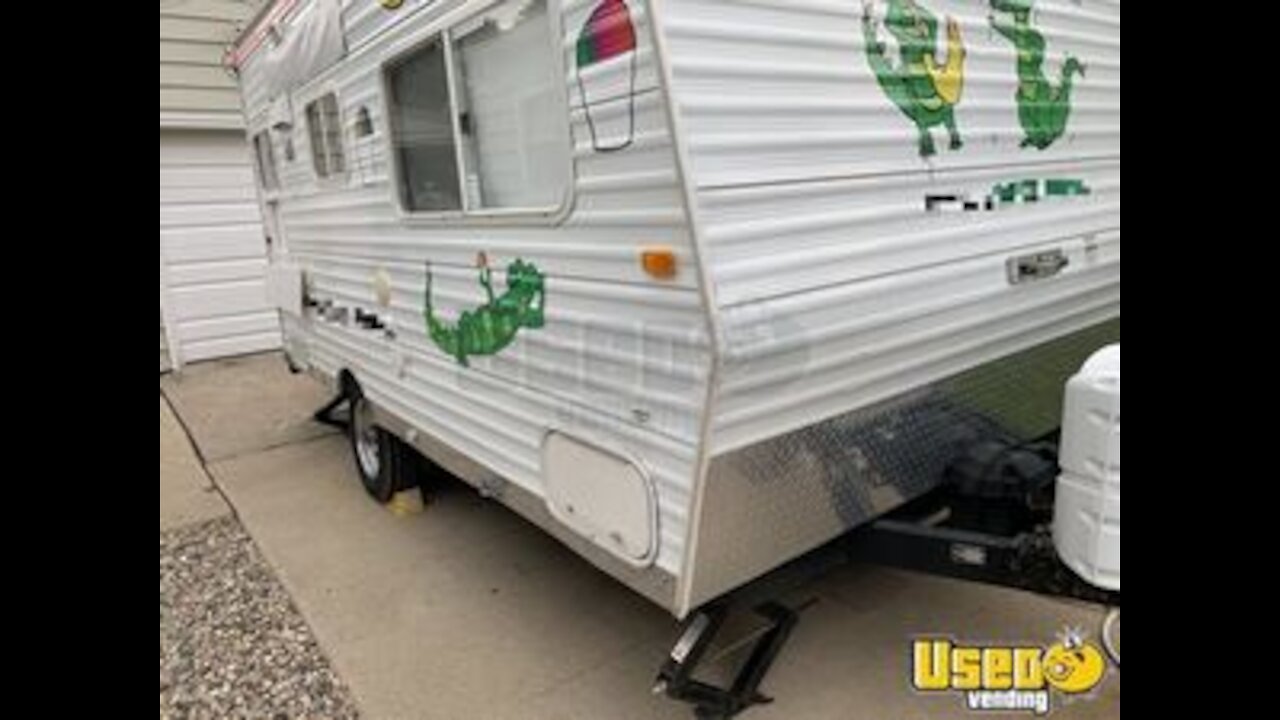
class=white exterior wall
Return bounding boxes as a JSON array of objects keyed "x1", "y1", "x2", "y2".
[
  {"x1": 655, "y1": 0, "x2": 1119, "y2": 611},
  {"x1": 162, "y1": 1, "x2": 277, "y2": 369},
  {"x1": 238, "y1": 0, "x2": 710, "y2": 579},
  {"x1": 161, "y1": 0, "x2": 264, "y2": 128},
  {"x1": 656, "y1": 0, "x2": 1121, "y2": 454},
  {"x1": 160, "y1": 130, "x2": 282, "y2": 364}
]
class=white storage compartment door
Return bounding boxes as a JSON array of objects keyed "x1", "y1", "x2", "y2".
[{"x1": 543, "y1": 432, "x2": 657, "y2": 566}]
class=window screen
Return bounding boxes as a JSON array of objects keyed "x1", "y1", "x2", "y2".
[
  {"x1": 383, "y1": 0, "x2": 567, "y2": 215},
  {"x1": 306, "y1": 93, "x2": 346, "y2": 179},
  {"x1": 386, "y1": 41, "x2": 462, "y2": 212},
  {"x1": 453, "y1": 0, "x2": 565, "y2": 209}
]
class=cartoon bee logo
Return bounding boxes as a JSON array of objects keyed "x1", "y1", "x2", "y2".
[{"x1": 1042, "y1": 627, "x2": 1107, "y2": 694}]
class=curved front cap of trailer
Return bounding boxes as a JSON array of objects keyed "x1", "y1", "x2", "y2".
[{"x1": 239, "y1": 0, "x2": 347, "y2": 100}]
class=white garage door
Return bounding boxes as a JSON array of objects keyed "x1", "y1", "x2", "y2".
[{"x1": 160, "y1": 129, "x2": 280, "y2": 366}]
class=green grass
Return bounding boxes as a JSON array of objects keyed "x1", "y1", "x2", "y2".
[{"x1": 940, "y1": 318, "x2": 1120, "y2": 439}]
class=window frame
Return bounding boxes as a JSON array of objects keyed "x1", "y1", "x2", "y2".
[
  {"x1": 304, "y1": 90, "x2": 347, "y2": 182},
  {"x1": 377, "y1": 0, "x2": 575, "y2": 225}
]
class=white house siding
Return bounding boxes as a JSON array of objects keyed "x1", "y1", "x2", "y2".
[
  {"x1": 161, "y1": 0, "x2": 266, "y2": 127},
  {"x1": 161, "y1": 1, "x2": 277, "y2": 368},
  {"x1": 160, "y1": 130, "x2": 280, "y2": 363}
]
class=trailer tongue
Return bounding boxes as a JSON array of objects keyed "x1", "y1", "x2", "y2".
[{"x1": 650, "y1": 346, "x2": 1120, "y2": 718}]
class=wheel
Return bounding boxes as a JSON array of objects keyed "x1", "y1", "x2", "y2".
[
  {"x1": 348, "y1": 393, "x2": 413, "y2": 502},
  {"x1": 1102, "y1": 608, "x2": 1120, "y2": 666}
]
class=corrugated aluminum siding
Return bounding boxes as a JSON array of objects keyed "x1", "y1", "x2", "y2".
[
  {"x1": 657, "y1": 0, "x2": 1121, "y2": 454},
  {"x1": 238, "y1": 0, "x2": 709, "y2": 578}
]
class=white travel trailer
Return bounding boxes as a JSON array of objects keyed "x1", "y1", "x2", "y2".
[{"x1": 230, "y1": 0, "x2": 1119, "y2": 628}]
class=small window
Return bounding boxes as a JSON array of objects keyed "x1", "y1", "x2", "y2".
[
  {"x1": 306, "y1": 93, "x2": 346, "y2": 179},
  {"x1": 384, "y1": 0, "x2": 568, "y2": 215},
  {"x1": 252, "y1": 131, "x2": 279, "y2": 191}
]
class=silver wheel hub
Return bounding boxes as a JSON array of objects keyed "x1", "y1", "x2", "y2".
[{"x1": 352, "y1": 399, "x2": 381, "y2": 479}]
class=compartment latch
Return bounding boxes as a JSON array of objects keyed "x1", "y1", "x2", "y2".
[{"x1": 1007, "y1": 249, "x2": 1069, "y2": 285}]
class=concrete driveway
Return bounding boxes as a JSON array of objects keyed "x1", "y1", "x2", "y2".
[{"x1": 161, "y1": 352, "x2": 1120, "y2": 719}]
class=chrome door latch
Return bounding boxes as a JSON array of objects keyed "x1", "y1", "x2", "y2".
[{"x1": 1007, "y1": 249, "x2": 1069, "y2": 285}]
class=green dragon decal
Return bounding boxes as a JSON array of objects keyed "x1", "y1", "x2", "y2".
[
  {"x1": 423, "y1": 253, "x2": 546, "y2": 366},
  {"x1": 989, "y1": 0, "x2": 1085, "y2": 150},
  {"x1": 862, "y1": 0, "x2": 966, "y2": 158}
]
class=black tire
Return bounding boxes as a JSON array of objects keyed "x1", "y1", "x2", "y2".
[{"x1": 348, "y1": 393, "x2": 414, "y2": 503}]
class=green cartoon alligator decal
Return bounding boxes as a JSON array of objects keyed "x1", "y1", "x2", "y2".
[
  {"x1": 862, "y1": 0, "x2": 966, "y2": 158},
  {"x1": 423, "y1": 253, "x2": 546, "y2": 366},
  {"x1": 989, "y1": 0, "x2": 1084, "y2": 150}
]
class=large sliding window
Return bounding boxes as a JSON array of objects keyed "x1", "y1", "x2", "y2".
[{"x1": 384, "y1": 0, "x2": 569, "y2": 215}]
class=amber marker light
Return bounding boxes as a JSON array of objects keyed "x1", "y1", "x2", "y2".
[{"x1": 641, "y1": 247, "x2": 678, "y2": 280}]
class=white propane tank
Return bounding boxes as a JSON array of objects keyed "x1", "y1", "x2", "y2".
[{"x1": 1053, "y1": 344, "x2": 1120, "y2": 591}]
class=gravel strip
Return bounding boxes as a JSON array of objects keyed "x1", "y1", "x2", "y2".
[{"x1": 160, "y1": 516, "x2": 359, "y2": 719}]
